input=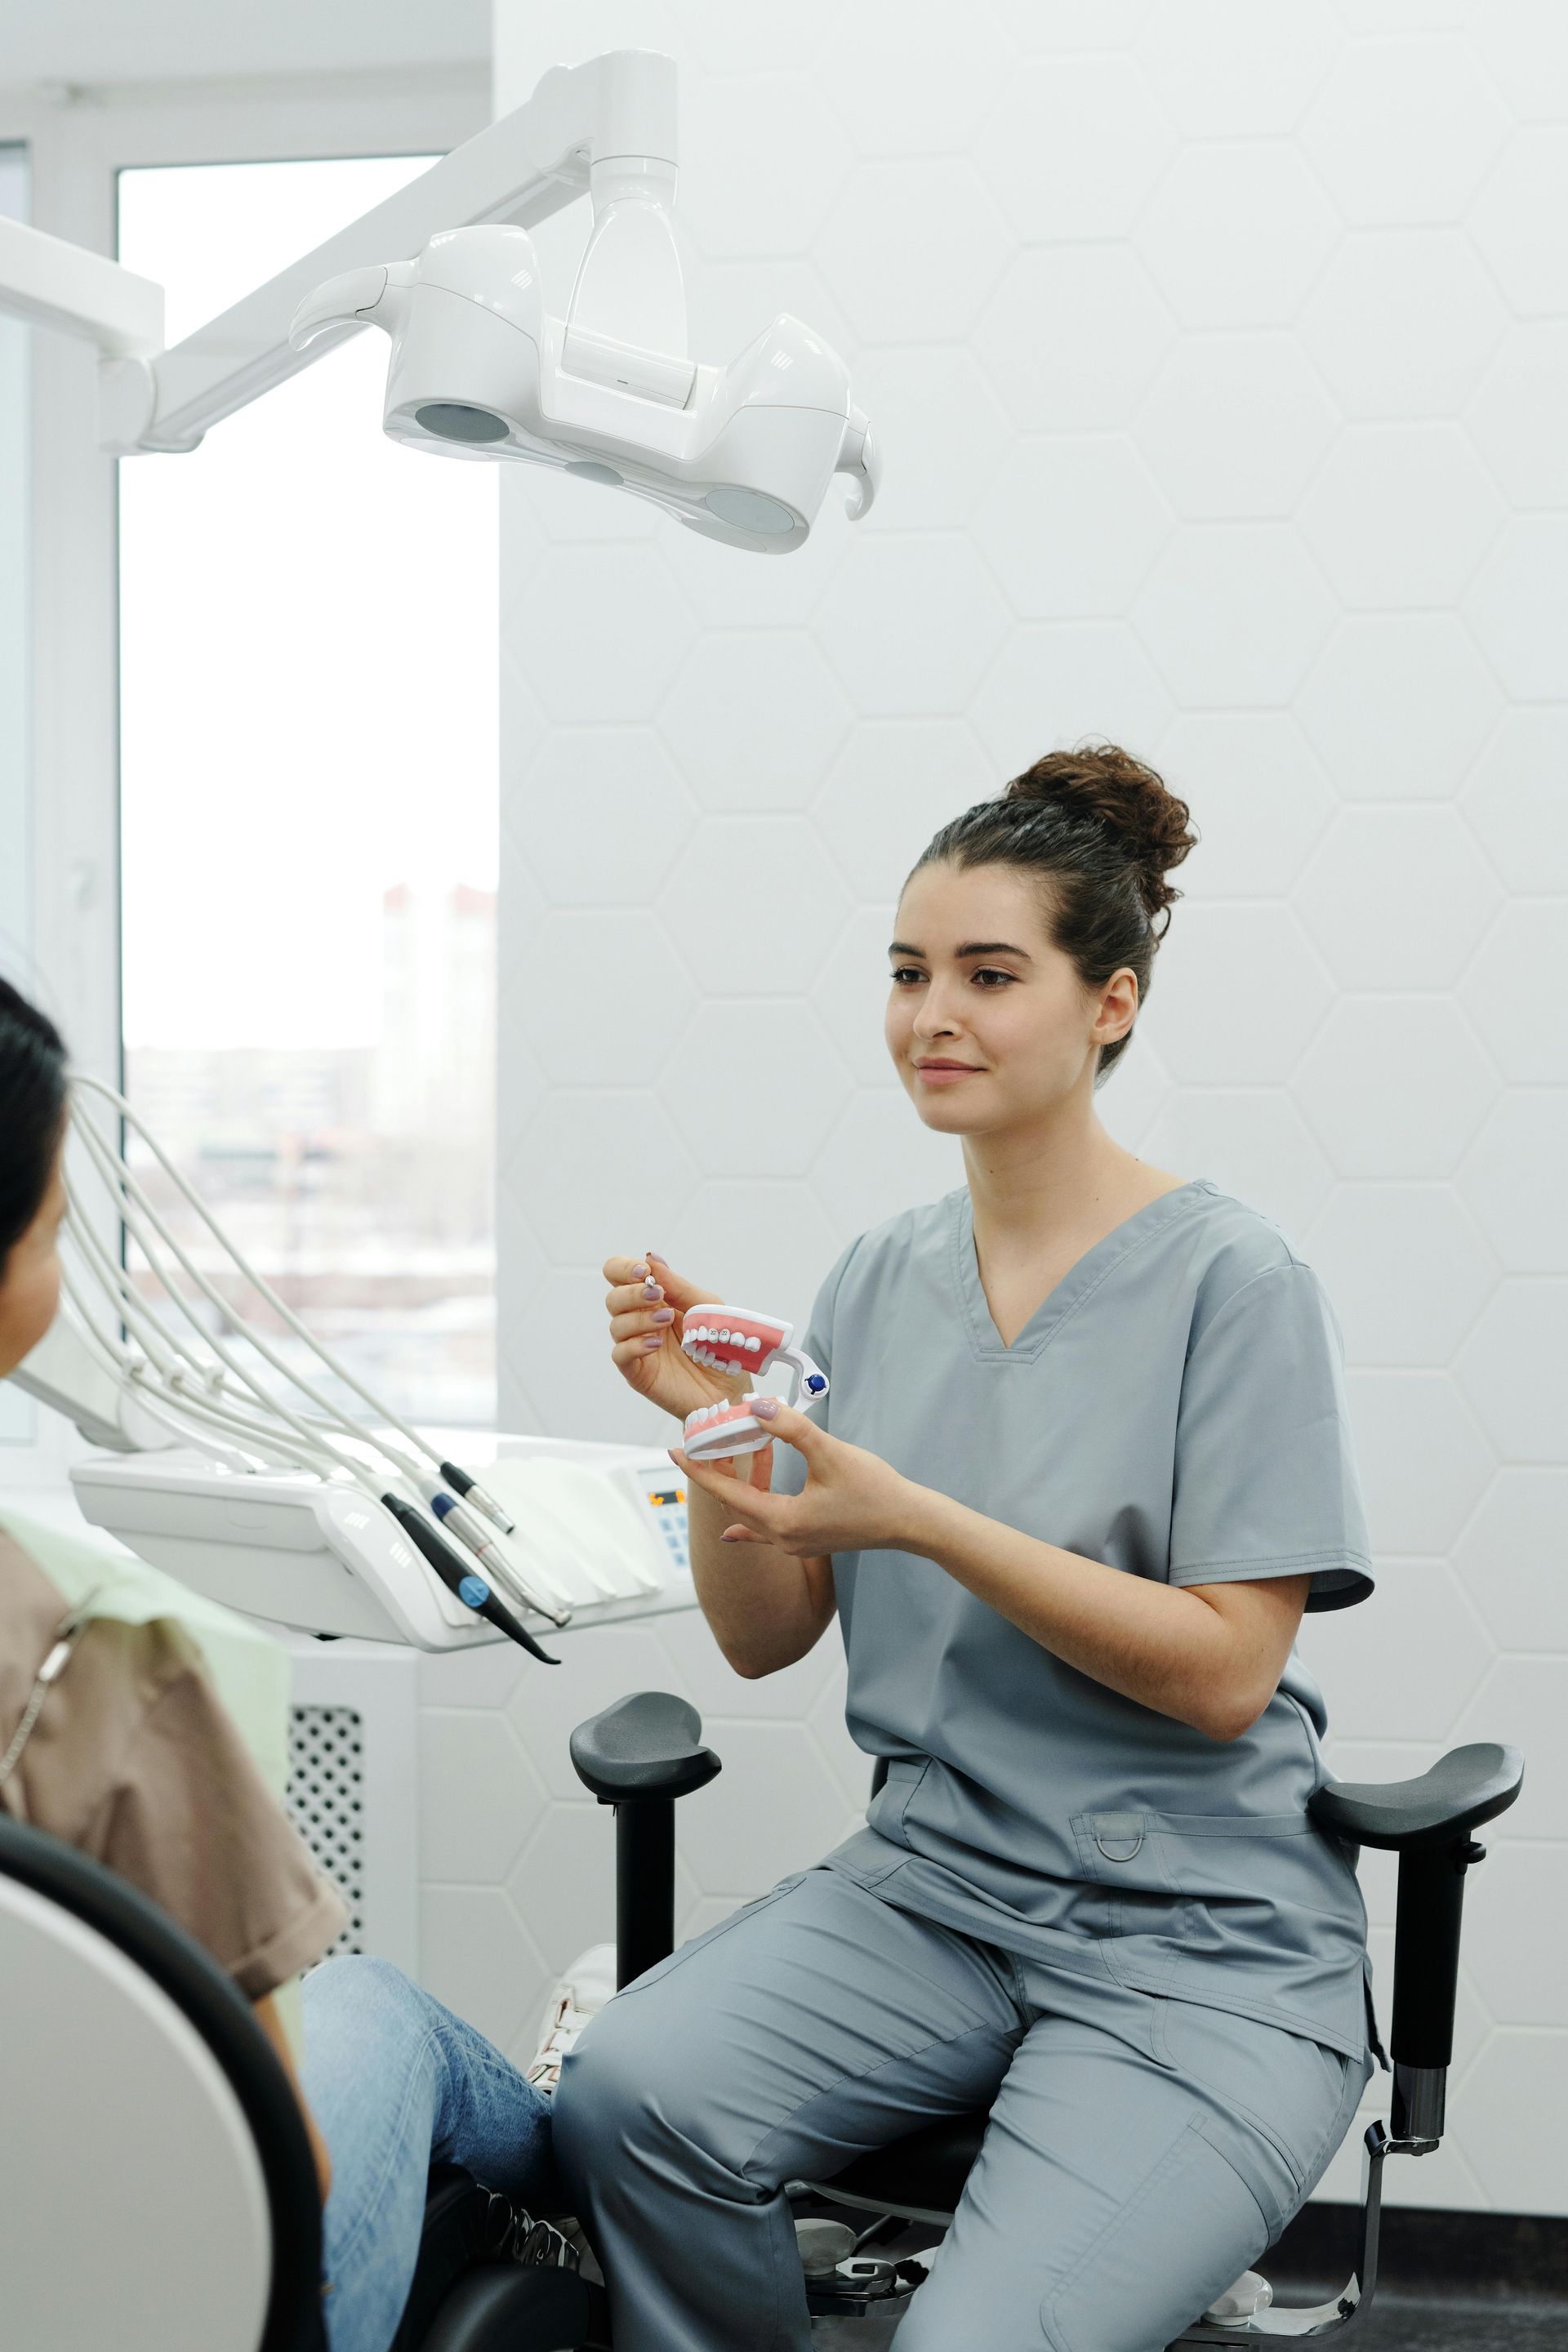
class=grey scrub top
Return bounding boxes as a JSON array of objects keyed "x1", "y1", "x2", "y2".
[{"x1": 772, "y1": 1177, "x2": 1383, "y2": 2065}]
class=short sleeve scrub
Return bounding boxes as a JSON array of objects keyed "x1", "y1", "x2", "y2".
[{"x1": 773, "y1": 1175, "x2": 1381, "y2": 2067}]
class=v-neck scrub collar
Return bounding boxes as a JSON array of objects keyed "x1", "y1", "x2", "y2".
[{"x1": 951, "y1": 1178, "x2": 1221, "y2": 1364}]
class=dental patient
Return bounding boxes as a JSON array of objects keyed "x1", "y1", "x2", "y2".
[{"x1": 0, "y1": 978, "x2": 562, "y2": 2352}]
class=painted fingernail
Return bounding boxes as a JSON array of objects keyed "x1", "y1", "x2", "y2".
[
  {"x1": 631, "y1": 1262, "x2": 649, "y2": 1278},
  {"x1": 643, "y1": 1334, "x2": 662, "y2": 1349},
  {"x1": 753, "y1": 1396, "x2": 779, "y2": 1420},
  {"x1": 653, "y1": 1307, "x2": 674, "y2": 1324},
  {"x1": 644, "y1": 1280, "x2": 661, "y2": 1298}
]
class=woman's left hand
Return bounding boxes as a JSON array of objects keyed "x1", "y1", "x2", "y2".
[{"x1": 671, "y1": 1401, "x2": 923, "y2": 1558}]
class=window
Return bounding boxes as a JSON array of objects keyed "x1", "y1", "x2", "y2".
[
  {"x1": 0, "y1": 145, "x2": 31, "y2": 1445},
  {"x1": 117, "y1": 158, "x2": 498, "y2": 1427}
]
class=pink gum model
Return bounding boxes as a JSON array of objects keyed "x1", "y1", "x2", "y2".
[{"x1": 679, "y1": 1305, "x2": 829, "y2": 1463}]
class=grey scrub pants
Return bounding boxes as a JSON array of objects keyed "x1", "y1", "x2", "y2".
[{"x1": 552, "y1": 1868, "x2": 1371, "y2": 2352}]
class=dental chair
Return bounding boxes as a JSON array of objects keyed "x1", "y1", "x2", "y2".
[
  {"x1": 0, "y1": 1811, "x2": 605, "y2": 2352},
  {"x1": 566, "y1": 1692, "x2": 1526, "y2": 2343}
]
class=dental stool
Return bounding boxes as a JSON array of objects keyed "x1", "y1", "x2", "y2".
[
  {"x1": 570, "y1": 1691, "x2": 1524, "y2": 2342},
  {"x1": 0, "y1": 1813, "x2": 599, "y2": 2352}
]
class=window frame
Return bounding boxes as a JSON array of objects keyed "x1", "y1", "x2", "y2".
[{"x1": 0, "y1": 68, "x2": 489, "y2": 1486}]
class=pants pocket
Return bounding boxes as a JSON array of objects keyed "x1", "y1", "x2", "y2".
[{"x1": 1043, "y1": 2112, "x2": 1272, "y2": 2352}]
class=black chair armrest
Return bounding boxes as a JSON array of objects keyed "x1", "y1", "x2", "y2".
[
  {"x1": 1308, "y1": 1742, "x2": 1524, "y2": 1851},
  {"x1": 569, "y1": 1691, "x2": 721, "y2": 1803}
]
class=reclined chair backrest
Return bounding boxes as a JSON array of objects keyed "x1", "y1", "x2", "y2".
[{"x1": 0, "y1": 1814, "x2": 326, "y2": 2352}]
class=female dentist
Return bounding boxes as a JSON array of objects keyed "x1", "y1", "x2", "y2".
[{"x1": 559, "y1": 744, "x2": 1381, "y2": 2352}]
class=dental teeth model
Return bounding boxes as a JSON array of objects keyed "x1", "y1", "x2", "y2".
[{"x1": 678, "y1": 1307, "x2": 829, "y2": 1463}]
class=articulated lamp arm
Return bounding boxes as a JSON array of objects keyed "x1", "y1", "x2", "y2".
[{"x1": 0, "y1": 50, "x2": 675, "y2": 454}]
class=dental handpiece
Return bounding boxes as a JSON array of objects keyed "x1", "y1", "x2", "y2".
[
  {"x1": 382, "y1": 1494, "x2": 558, "y2": 1664},
  {"x1": 678, "y1": 1305, "x2": 828, "y2": 1464},
  {"x1": 429, "y1": 1491, "x2": 573, "y2": 1629}
]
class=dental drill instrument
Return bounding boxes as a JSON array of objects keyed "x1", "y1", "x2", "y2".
[
  {"x1": 678, "y1": 1307, "x2": 829, "y2": 1464},
  {"x1": 20, "y1": 1077, "x2": 574, "y2": 1650}
]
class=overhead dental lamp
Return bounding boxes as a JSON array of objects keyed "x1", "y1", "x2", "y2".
[{"x1": 0, "y1": 50, "x2": 877, "y2": 552}]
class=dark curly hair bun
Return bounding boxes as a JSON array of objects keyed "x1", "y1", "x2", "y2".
[{"x1": 1004, "y1": 742, "x2": 1196, "y2": 933}]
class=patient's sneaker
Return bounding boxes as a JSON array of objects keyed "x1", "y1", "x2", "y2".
[{"x1": 525, "y1": 1941, "x2": 617, "y2": 2092}]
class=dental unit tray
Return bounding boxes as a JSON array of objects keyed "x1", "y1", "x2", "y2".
[
  {"x1": 11, "y1": 1078, "x2": 699, "y2": 1657},
  {"x1": 69, "y1": 1440, "x2": 696, "y2": 1652},
  {"x1": 679, "y1": 1306, "x2": 828, "y2": 1464}
]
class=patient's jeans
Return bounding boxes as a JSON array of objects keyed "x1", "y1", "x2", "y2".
[{"x1": 301, "y1": 1953, "x2": 559, "y2": 2352}]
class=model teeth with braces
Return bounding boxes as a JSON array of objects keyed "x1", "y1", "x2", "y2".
[{"x1": 678, "y1": 1307, "x2": 828, "y2": 1463}]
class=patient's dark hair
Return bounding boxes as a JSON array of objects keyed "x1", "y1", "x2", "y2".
[
  {"x1": 909, "y1": 742, "x2": 1198, "y2": 1085},
  {"x1": 0, "y1": 978, "x2": 68, "y2": 1273}
]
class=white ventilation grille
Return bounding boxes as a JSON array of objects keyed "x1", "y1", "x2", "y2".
[{"x1": 287, "y1": 1703, "x2": 366, "y2": 1957}]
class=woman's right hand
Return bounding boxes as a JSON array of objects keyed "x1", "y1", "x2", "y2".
[{"x1": 603, "y1": 1252, "x2": 753, "y2": 1428}]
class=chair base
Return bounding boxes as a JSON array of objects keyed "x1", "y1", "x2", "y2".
[{"x1": 801, "y1": 2121, "x2": 1409, "y2": 2343}]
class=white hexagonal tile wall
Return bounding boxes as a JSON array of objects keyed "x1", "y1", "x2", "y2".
[
  {"x1": 815, "y1": 159, "x2": 1009, "y2": 345},
  {"x1": 813, "y1": 537, "x2": 1012, "y2": 714},
  {"x1": 1459, "y1": 2035, "x2": 1568, "y2": 2214},
  {"x1": 1466, "y1": 323, "x2": 1568, "y2": 510},
  {"x1": 658, "y1": 818, "x2": 853, "y2": 996},
  {"x1": 969, "y1": 624, "x2": 1175, "y2": 777},
  {"x1": 813, "y1": 0, "x2": 1011, "y2": 154},
  {"x1": 658, "y1": 1001, "x2": 853, "y2": 1178},
  {"x1": 1132, "y1": 526, "x2": 1337, "y2": 706},
  {"x1": 506, "y1": 546, "x2": 697, "y2": 724},
  {"x1": 843, "y1": 349, "x2": 1012, "y2": 533},
  {"x1": 675, "y1": 1719, "x2": 854, "y2": 1895},
  {"x1": 1303, "y1": 1186, "x2": 1497, "y2": 1365},
  {"x1": 813, "y1": 719, "x2": 994, "y2": 900},
  {"x1": 506, "y1": 1802, "x2": 621, "y2": 1976},
  {"x1": 1469, "y1": 126, "x2": 1568, "y2": 315},
  {"x1": 1157, "y1": 713, "x2": 1335, "y2": 894},
  {"x1": 514, "y1": 911, "x2": 696, "y2": 1087},
  {"x1": 1136, "y1": 0, "x2": 1342, "y2": 136},
  {"x1": 1465, "y1": 519, "x2": 1568, "y2": 700},
  {"x1": 1132, "y1": 335, "x2": 1339, "y2": 519},
  {"x1": 978, "y1": 55, "x2": 1177, "y2": 241},
  {"x1": 662, "y1": 1179, "x2": 841, "y2": 1337},
  {"x1": 656, "y1": 635, "x2": 852, "y2": 814},
  {"x1": 973, "y1": 437, "x2": 1172, "y2": 618},
  {"x1": 678, "y1": 71, "x2": 855, "y2": 259},
  {"x1": 1290, "y1": 999, "x2": 1499, "y2": 1178},
  {"x1": 1460, "y1": 901, "x2": 1568, "y2": 1084},
  {"x1": 1452, "y1": 1469, "x2": 1568, "y2": 1653},
  {"x1": 1137, "y1": 1089, "x2": 1334, "y2": 1245},
  {"x1": 1300, "y1": 34, "x2": 1509, "y2": 225},
  {"x1": 1460, "y1": 1846, "x2": 1568, "y2": 2029},
  {"x1": 811, "y1": 906, "x2": 901, "y2": 1087},
  {"x1": 1295, "y1": 425, "x2": 1503, "y2": 609},
  {"x1": 1294, "y1": 616, "x2": 1502, "y2": 801},
  {"x1": 1468, "y1": 2, "x2": 1568, "y2": 123},
  {"x1": 663, "y1": 503, "x2": 850, "y2": 634},
  {"x1": 419, "y1": 1710, "x2": 549, "y2": 1886},
  {"x1": 506, "y1": 1620, "x2": 694, "y2": 1803},
  {"x1": 518, "y1": 732, "x2": 697, "y2": 905},
  {"x1": 1452, "y1": 1658, "x2": 1568, "y2": 1842},
  {"x1": 1290, "y1": 806, "x2": 1503, "y2": 991},
  {"x1": 1459, "y1": 1092, "x2": 1568, "y2": 1274},
  {"x1": 657, "y1": 1602, "x2": 839, "y2": 1722},
  {"x1": 1455, "y1": 1280, "x2": 1568, "y2": 1463},
  {"x1": 1298, "y1": 230, "x2": 1508, "y2": 417},
  {"x1": 809, "y1": 1089, "x2": 965, "y2": 1241},
  {"x1": 973, "y1": 247, "x2": 1176, "y2": 434},
  {"x1": 1134, "y1": 146, "x2": 1339, "y2": 327},
  {"x1": 1135, "y1": 903, "x2": 1333, "y2": 1083},
  {"x1": 1460, "y1": 711, "x2": 1568, "y2": 897},
  {"x1": 420, "y1": 1885, "x2": 546, "y2": 2054},
  {"x1": 1343, "y1": 1370, "x2": 1495, "y2": 1556},
  {"x1": 506, "y1": 1094, "x2": 697, "y2": 1281},
  {"x1": 1294, "y1": 1561, "x2": 1493, "y2": 1741}
]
